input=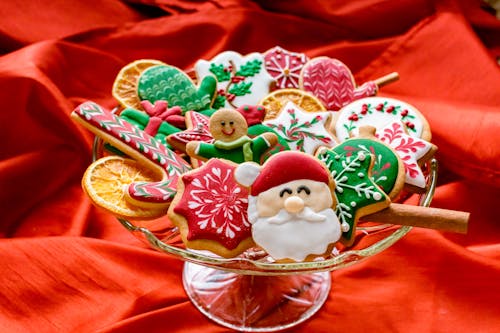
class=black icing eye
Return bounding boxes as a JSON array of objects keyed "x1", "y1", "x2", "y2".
[
  {"x1": 279, "y1": 188, "x2": 293, "y2": 198},
  {"x1": 220, "y1": 121, "x2": 226, "y2": 126},
  {"x1": 229, "y1": 121, "x2": 234, "y2": 125},
  {"x1": 297, "y1": 186, "x2": 311, "y2": 195}
]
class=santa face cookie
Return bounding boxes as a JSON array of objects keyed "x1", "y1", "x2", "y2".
[
  {"x1": 263, "y1": 46, "x2": 309, "y2": 89},
  {"x1": 167, "y1": 158, "x2": 254, "y2": 258},
  {"x1": 264, "y1": 101, "x2": 337, "y2": 155},
  {"x1": 235, "y1": 151, "x2": 345, "y2": 262},
  {"x1": 195, "y1": 51, "x2": 275, "y2": 109},
  {"x1": 334, "y1": 97, "x2": 432, "y2": 142}
]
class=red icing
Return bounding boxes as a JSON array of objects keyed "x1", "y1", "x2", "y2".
[
  {"x1": 173, "y1": 159, "x2": 251, "y2": 250},
  {"x1": 236, "y1": 104, "x2": 266, "y2": 126},
  {"x1": 250, "y1": 151, "x2": 330, "y2": 196}
]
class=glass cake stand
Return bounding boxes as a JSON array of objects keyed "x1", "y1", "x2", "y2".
[{"x1": 93, "y1": 138, "x2": 438, "y2": 332}]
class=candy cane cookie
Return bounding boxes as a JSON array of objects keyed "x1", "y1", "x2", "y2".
[{"x1": 72, "y1": 101, "x2": 191, "y2": 213}]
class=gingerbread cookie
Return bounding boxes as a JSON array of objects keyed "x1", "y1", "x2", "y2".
[
  {"x1": 316, "y1": 143, "x2": 392, "y2": 245},
  {"x1": 186, "y1": 108, "x2": 278, "y2": 164},
  {"x1": 264, "y1": 101, "x2": 337, "y2": 155},
  {"x1": 299, "y1": 57, "x2": 378, "y2": 111},
  {"x1": 236, "y1": 104, "x2": 290, "y2": 163},
  {"x1": 168, "y1": 158, "x2": 254, "y2": 258},
  {"x1": 235, "y1": 151, "x2": 346, "y2": 262},
  {"x1": 376, "y1": 121, "x2": 437, "y2": 191},
  {"x1": 263, "y1": 46, "x2": 309, "y2": 89},
  {"x1": 334, "y1": 97, "x2": 432, "y2": 142},
  {"x1": 71, "y1": 101, "x2": 191, "y2": 211},
  {"x1": 194, "y1": 51, "x2": 275, "y2": 109}
]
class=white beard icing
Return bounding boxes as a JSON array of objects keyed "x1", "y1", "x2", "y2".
[{"x1": 248, "y1": 197, "x2": 342, "y2": 261}]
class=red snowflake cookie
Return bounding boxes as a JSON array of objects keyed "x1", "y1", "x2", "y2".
[{"x1": 168, "y1": 159, "x2": 254, "y2": 258}]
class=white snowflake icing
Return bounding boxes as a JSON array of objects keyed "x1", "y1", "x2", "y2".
[{"x1": 187, "y1": 166, "x2": 249, "y2": 239}]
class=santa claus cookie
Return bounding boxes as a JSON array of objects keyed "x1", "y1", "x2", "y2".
[
  {"x1": 235, "y1": 151, "x2": 347, "y2": 262},
  {"x1": 334, "y1": 97, "x2": 432, "y2": 142},
  {"x1": 167, "y1": 158, "x2": 254, "y2": 258}
]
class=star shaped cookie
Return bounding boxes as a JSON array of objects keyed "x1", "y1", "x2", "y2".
[{"x1": 264, "y1": 101, "x2": 337, "y2": 154}]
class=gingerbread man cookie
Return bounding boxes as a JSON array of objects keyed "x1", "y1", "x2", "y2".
[{"x1": 186, "y1": 108, "x2": 278, "y2": 164}]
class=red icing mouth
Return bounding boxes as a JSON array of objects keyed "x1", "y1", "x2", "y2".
[{"x1": 222, "y1": 128, "x2": 235, "y2": 136}]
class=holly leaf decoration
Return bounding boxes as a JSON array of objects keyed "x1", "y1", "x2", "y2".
[
  {"x1": 212, "y1": 95, "x2": 226, "y2": 109},
  {"x1": 235, "y1": 59, "x2": 262, "y2": 77},
  {"x1": 209, "y1": 63, "x2": 231, "y2": 82},
  {"x1": 228, "y1": 82, "x2": 253, "y2": 96}
]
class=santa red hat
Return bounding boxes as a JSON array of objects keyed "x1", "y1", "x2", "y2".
[{"x1": 235, "y1": 151, "x2": 331, "y2": 196}]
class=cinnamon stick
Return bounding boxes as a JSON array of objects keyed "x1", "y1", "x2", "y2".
[
  {"x1": 373, "y1": 72, "x2": 400, "y2": 88},
  {"x1": 360, "y1": 203, "x2": 469, "y2": 234}
]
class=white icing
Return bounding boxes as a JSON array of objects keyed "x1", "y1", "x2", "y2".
[
  {"x1": 335, "y1": 97, "x2": 425, "y2": 141},
  {"x1": 234, "y1": 162, "x2": 262, "y2": 187},
  {"x1": 250, "y1": 206, "x2": 342, "y2": 261},
  {"x1": 376, "y1": 121, "x2": 434, "y2": 189},
  {"x1": 264, "y1": 101, "x2": 337, "y2": 155},
  {"x1": 194, "y1": 51, "x2": 274, "y2": 109}
]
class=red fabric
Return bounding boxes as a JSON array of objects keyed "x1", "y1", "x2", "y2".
[{"x1": 0, "y1": 0, "x2": 499, "y2": 332}]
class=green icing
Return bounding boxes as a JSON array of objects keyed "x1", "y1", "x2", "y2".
[
  {"x1": 334, "y1": 138, "x2": 400, "y2": 195},
  {"x1": 197, "y1": 136, "x2": 271, "y2": 164},
  {"x1": 317, "y1": 148, "x2": 389, "y2": 243},
  {"x1": 119, "y1": 108, "x2": 180, "y2": 147},
  {"x1": 247, "y1": 124, "x2": 290, "y2": 163},
  {"x1": 213, "y1": 136, "x2": 253, "y2": 162},
  {"x1": 138, "y1": 65, "x2": 216, "y2": 114}
]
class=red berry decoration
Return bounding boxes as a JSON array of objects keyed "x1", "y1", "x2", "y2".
[
  {"x1": 401, "y1": 109, "x2": 409, "y2": 117},
  {"x1": 405, "y1": 121, "x2": 415, "y2": 129},
  {"x1": 348, "y1": 114, "x2": 359, "y2": 121},
  {"x1": 376, "y1": 103, "x2": 384, "y2": 111},
  {"x1": 386, "y1": 105, "x2": 395, "y2": 113}
]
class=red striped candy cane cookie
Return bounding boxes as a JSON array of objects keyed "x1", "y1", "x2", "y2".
[{"x1": 72, "y1": 101, "x2": 191, "y2": 208}]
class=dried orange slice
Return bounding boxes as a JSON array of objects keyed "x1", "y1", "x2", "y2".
[
  {"x1": 82, "y1": 156, "x2": 167, "y2": 219},
  {"x1": 112, "y1": 59, "x2": 166, "y2": 110},
  {"x1": 260, "y1": 88, "x2": 326, "y2": 120}
]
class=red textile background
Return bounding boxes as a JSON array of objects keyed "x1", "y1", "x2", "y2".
[{"x1": 1, "y1": 0, "x2": 499, "y2": 332}]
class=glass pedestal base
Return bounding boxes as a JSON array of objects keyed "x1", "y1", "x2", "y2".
[{"x1": 182, "y1": 262, "x2": 331, "y2": 332}]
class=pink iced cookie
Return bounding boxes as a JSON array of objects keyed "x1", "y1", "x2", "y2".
[
  {"x1": 299, "y1": 56, "x2": 378, "y2": 111},
  {"x1": 263, "y1": 46, "x2": 309, "y2": 89}
]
